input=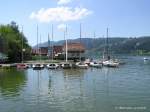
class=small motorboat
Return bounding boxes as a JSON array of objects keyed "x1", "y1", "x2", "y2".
[
  {"x1": 47, "y1": 63, "x2": 59, "y2": 69},
  {"x1": 17, "y1": 63, "x2": 28, "y2": 69},
  {"x1": 76, "y1": 62, "x2": 88, "y2": 69},
  {"x1": 89, "y1": 62, "x2": 102, "y2": 68},
  {"x1": 103, "y1": 60, "x2": 119, "y2": 67},
  {"x1": 32, "y1": 64, "x2": 44, "y2": 70}
]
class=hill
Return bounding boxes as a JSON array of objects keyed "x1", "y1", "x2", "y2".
[{"x1": 33, "y1": 36, "x2": 150, "y2": 55}]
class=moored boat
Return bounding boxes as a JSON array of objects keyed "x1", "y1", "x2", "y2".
[
  {"x1": 101, "y1": 28, "x2": 120, "y2": 68},
  {"x1": 32, "y1": 64, "x2": 44, "y2": 70},
  {"x1": 76, "y1": 62, "x2": 88, "y2": 69},
  {"x1": 17, "y1": 63, "x2": 28, "y2": 69},
  {"x1": 1, "y1": 64, "x2": 11, "y2": 69},
  {"x1": 61, "y1": 63, "x2": 72, "y2": 69},
  {"x1": 102, "y1": 60, "x2": 119, "y2": 67},
  {"x1": 89, "y1": 62, "x2": 102, "y2": 68},
  {"x1": 47, "y1": 63, "x2": 59, "y2": 69},
  {"x1": 84, "y1": 58, "x2": 91, "y2": 65},
  {"x1": 144, "y1": 57, "x2": 149, "y2": 60}
]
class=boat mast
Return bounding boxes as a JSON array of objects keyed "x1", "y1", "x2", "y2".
[
  {"x1": 21, "y1": 25, "x2": 24, "y2": 63},
  {"x1": 51, "y1": 24, "x2": 54, "y2": 61},
  {"x1": 106, "y1": 28, "x2": 109, "y2": 60},
  {"x1": 40, "y1": 34, "x2": 42, "y2": 62},
  {"x1": 37, "y1": 25, "x2": 39, "y2": 60},
  {"x1": 48, "y1": 33, "x2": 51, "y2": 58},
  {"x1": 94, "y1": 31, "x2": 96, "y2": 39},
  {"x1": 79, "y1": 23, "x2": 82, "y2": 61},
  {"x1": 65, "y1": 25, "x2": 68, "y2": 62},
  {"x1": 102, "y1": 35, "x2": 105, "y2": 60}
]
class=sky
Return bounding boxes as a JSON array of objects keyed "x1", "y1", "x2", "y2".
[{"x1": 0, "y1": 0, "x2": 150, "y2": 46}]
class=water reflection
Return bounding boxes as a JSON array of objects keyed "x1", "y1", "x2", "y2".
[
  {"x1": 0, "y1": 56, "x2": 150, "y2": 112},
  {"x1": 63, "y1": 69, "x2": 85, "y2": 78},
  {"x1": 0, "y1": 69, "x2": 27, "y2": 98}
]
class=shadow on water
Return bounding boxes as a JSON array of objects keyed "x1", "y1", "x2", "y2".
[{"x1": 0, "y1": 69, "x2": 27, "y2": 98}]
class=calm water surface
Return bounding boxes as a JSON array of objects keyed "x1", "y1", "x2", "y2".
[{"x1": 0, "y1": 56, "x2": 150, "y2": 112}]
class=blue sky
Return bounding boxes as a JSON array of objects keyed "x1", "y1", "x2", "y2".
[{"x1": 0, "y1": 0, "x2": 150, "y2": 46}]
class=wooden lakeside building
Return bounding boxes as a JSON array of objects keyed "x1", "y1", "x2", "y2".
[
  {"x1": 31, "y1": 42, "x2": 86, "y2": 61},
  {"x1": 63, "y1": 42, "x2": 85, "y2": 61}
]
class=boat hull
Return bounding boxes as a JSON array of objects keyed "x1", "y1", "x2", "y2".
[
  {"x1": 17, "y1": 64, "x2": 28, "y2": 69},
  {"x1": 76, "y1": 62, "x2": 88, "y2": 69},
  {"x1": 62, "y1": 63, "x2": 72, "y2": 69},
  {"x1": 103, "y1": 60, "x2": 119, "y2": 67},
  {"x1": 47, "y1": 64, "x2": 59, "y2": 69},
  {"x1": 90, "y1": 62, "x2": 102, "y2": 68},
  {"x1": 32, "y1": 64, "x2": 44, "y2": 70}
]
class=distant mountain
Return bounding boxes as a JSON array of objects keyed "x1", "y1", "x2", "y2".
[{"x1": 33, "y1": 36, "x2": 150, "y2": 55}]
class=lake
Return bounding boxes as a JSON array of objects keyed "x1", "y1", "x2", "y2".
[{"x1": 0, "y1": 56, "x2": 150, "y2": 112}]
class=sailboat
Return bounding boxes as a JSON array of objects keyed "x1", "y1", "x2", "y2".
[
  {"x1": 102, "y1": 28, "x2": 119, "y2": 67},
  {"x1": 32, "y1": 25, "x2": 44, "y2": 70},
  {"x1": 76, "y1": 23, "x2": 88, "y2": 69},
  {"x1": 61, "y1": 25, "x2": 72, "y2": 69},
  {"x1": 17, "y1": 26, "x2": 28, "y2": 69},
  {"x1": 89, "y1": 32, "x2": 102, "y2": 68},
  {"x1": 89, "y1": 61, "x2": 102, "y2": 68},
  {"x1": 47, "y1": 25, "x2": 60, "y2": 69}
]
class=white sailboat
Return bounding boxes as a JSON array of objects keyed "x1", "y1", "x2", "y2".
[
  {"x1": 103, "y1": 59, "x2": 119, "y2": 67},
  {"x1": 76, "y1": 23, "x2": 88, "y2": 69},
  {"x1": 47, "y1": 25, "x2": 60, "y2": 69},
  {"x1": 76, "y1": 62, "x2": 88, "y2": 69},
  {"x1": 33, "y1": 25, "x2": 44, "y2": 70},
  {"x1": 47, "y1": 63, "x2": 59, "y2": 69},
  {"x1": 88, "y1": 32, "x2": 102, "y2": 68},
  {"x1": 102, "y1": 28, "x2": 119, "y2": 67},
  {"x1": 89, "y1": 61, "x2": 102, "y2": 68},
  {"x1": 61, "y1": 25, "x2": 72, "y2": 69},
  {"x1": 17, "y1": 26, "x2": 28, "y2": 69}
]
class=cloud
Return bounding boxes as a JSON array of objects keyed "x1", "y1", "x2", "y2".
[
  {"x1": 57, "y1": 0, "x2": 72, "y2": 5},
  {"x1": 29, "y1": 6, "x2": 93, "y2": 23},
  {"x1": 57, "y1": 24, "x2": 66, "y2": 31}
]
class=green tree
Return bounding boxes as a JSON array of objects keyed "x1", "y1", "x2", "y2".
[{"x1": 0, "y1": 21, "x2": 31, "y2": 62}]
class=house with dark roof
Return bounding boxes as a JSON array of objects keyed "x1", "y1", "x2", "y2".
[
  {"x1": 63, "y1": 42, "x2": 86, "y2": 60},
  {"x1": 31, "y1": 42, "x2": 86, "y2": 60},
  {"x1": 32, "y1": 46, "x2": 63, "y2": 57}
]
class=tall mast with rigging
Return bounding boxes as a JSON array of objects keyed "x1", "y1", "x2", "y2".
[
  {"x1": 48, "y1": 33, "x2": 51, "y2": 58},
  {"x1": 21, "y1": 25, "x2": 24, "y2": 63},
  {"x1": 106, "y1": 28, "x2": 109, "y2": 60},
  {"x1": 65, "y1": 25, "x2": 68, "y2": 62},
  {"x1": 79, "y1": 23, "x2": 82, "y2": 61},
  {"x1": 40, "y1": 34, "x2": 42, "y2": 62},
  {"x1": 37, "y1": 25, "x2": 39, "y2": 58},
  {"x1": 51, "y1": 24, "x2": 54, "y2": 61}
]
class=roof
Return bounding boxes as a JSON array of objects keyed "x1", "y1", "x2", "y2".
[{"x1": 63, "y1": 42, "x2": 85, "y2": 52}]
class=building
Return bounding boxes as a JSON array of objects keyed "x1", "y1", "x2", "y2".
[
  {"x1": 40, "y1": 47, "x2": 48, "y2": 56},
  {"x1": 31, "y1": 43, "x2": 86, "y2": 60},
  {"x1": 53, "y1": 46, "x2": 63, "y2": 56},
  {"x1": 31, "y1": 48, "x2": 39, "y2": 55},
  {"x1": 32, "y1": 46, "x2": 63, "y2": 58},
  {"x1": 63, "y1": 42, "x2": 85, "y2": 60}
]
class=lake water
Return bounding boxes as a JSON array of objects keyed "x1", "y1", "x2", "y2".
[{"x1": 0, "y1": 56, "x2": 150, "y2": 112}]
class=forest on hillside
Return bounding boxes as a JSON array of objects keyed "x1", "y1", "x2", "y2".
[{"x1": 36, "y1": 36, "x2": 150, "y2": 55}]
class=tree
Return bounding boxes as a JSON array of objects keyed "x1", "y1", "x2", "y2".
[{"x1": 0, "y1": 21, "x2": 31, "y2": 62}]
